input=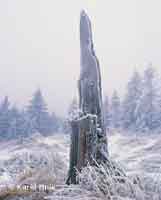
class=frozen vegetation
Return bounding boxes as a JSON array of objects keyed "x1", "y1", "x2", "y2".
[{"x1": 0, "y1": 131, "x2": 161, "y2": 199}]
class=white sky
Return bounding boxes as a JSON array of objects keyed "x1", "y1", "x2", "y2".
[{"x1": 0, "y1": 0, "x2": 161, "y2": 116}]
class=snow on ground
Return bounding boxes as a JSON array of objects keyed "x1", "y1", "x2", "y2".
[
  {"x1": 0, "y1": 131, "x2": 161, "y2": 199},
  {"x1": 0, "y1": 133, "x2": 70, "y2": 187},
  {"x1": 109, "y1": 131, "x2": 161, "y2": 178}
]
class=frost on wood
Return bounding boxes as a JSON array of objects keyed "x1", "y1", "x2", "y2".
[{"x1": 66, "y1": 10, "x2": 108, "y2": 184}]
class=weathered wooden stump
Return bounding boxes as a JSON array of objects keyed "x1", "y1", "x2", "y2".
[
  {"x1": 66, "y1": 114, "x2": 97, "y2": 184},
  {"x1": 66, "y1": 10, "x2": 108, "y2": 184}
]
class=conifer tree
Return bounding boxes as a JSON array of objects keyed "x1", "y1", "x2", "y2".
[
  {"x1": 137, "y1": 66, "x2": 159, "y2": 130},
  {"x1": 122, "y1": 70, "x2": 142, "y2": 130},
  {"x1": 68, "y1": 98, "x2": 79, "y2": 120},
  {"x1": 103, "y1": 95, "x2": 111, "y2": 129},
  {"x1": 27, "y1": 89, "x2": 51, "y2": 135},
  {"x1": 111, "y1": 91, "x2": 121, "y2": 128},
  {"x1": 0, "y1": 96, "x2": 10, "y2": 138}
]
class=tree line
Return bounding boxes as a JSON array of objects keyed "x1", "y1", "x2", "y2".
[
  {"x1": 104, "y1": 65, "x2": 161, "y2": 132},
  {"x1": 2, "y1": 65, "x2": 160, "y2": 139},
  {"x1": 0, "y1": 89, "x2": 61, "y2": 140}
]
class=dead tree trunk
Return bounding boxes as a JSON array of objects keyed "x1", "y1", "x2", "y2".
[
  {"x1": 66, "y1": 121, "x2": 79, "y2": 184},
  {"x1": 66, "y1": 115, "x2": 97, "y2": 184},
  {"x1": 66, "y1": 10, "x2": 108, "y2": 184}
]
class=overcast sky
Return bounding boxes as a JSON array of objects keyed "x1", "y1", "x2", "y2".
[{"x1": 0, "y1": 0, "x2": 161, "y2": 116}]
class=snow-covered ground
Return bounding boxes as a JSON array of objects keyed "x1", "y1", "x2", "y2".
[
  {"x1": 109, "y1": 131, "x2": 161, "y2": 178},
  {"x1": 0, "y1": 133, "x2": 69, "y2": 188},
  {"x1": 0, "y1": 131, "x2": 161, "y2": 199}
]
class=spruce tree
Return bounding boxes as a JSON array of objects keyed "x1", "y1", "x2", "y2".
[
  {"x1": 138, "y1": 66, "x2": 159, "y2": 131},
  {"x1": 68, "y1": 98, "x2": 79, "y2": 120},
  {"x1": 122, "y1": 70, "x2": 142, "y2": 130},
  {"x1": 103, "y1": 95, "x2": 111, "y2": 129},
  {"x1": 0, "y1": 96, "x2": 10, "y2": 139},
  {"x1": 27, "y1": 89, "x2": 50, "y2": 135},
  {"x1": 9, "y1": 107, "x2": 20, "y2": 138},
  {"x1": 111, "y1": 91, "x2": 121, "y2": 128}
]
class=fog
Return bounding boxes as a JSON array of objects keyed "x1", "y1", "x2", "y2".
[{"x1": 0, "y1": 0, "x2": 161, "y2": 116}]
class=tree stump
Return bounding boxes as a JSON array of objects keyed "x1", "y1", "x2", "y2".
[
  {"x1": 66, "y1": 10, "x2": 109, "y2": 184},
  {"x1": 66, "y1": 114, "x2": 97, "y2": 184}
]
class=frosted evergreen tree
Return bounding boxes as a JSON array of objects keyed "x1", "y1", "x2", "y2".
[
  {"x1": 0, "y1": 96, "x2": 10, "y2": 139},
  {"x1": 103, "y1": 95, "x2": 111, "y2": 129},
  {"x1": 22, "y1": 111, "x2": 36, "y2": 136},
  {"x1": 63, "y1": 98, "x2": 79, "y2": 134},
  {"x1": 43, "y1": 112, "x2": 59, "y2": 134},
  {"x1": 68, "y1": 98, "x2": 79, "y2": 120},
  {"x1": 122, "y1": 70, "x2": 142, "y2": 130},
  {"x1": 8, "y1": 107, "x2": 20, "y2": 138},
  {"x1": 137, "y1": 66, "x2": 159, "y2": 131},
  {"x1": 111, "y1": 91, "x2": 121, "y2": 128},
  {"x1": 27, "y1": 89, "x2": 51, "y2": 135},
  {"x1": 9, "y1": 107, "x2": 34, "y2": 138},
  {"x1": 50, "y1": 112, "x2": 60, "y2": 132}
]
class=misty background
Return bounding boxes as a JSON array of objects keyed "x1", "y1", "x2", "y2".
[{"x1": 0, "y1": 0, "x2": 161, "y2": 116}]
